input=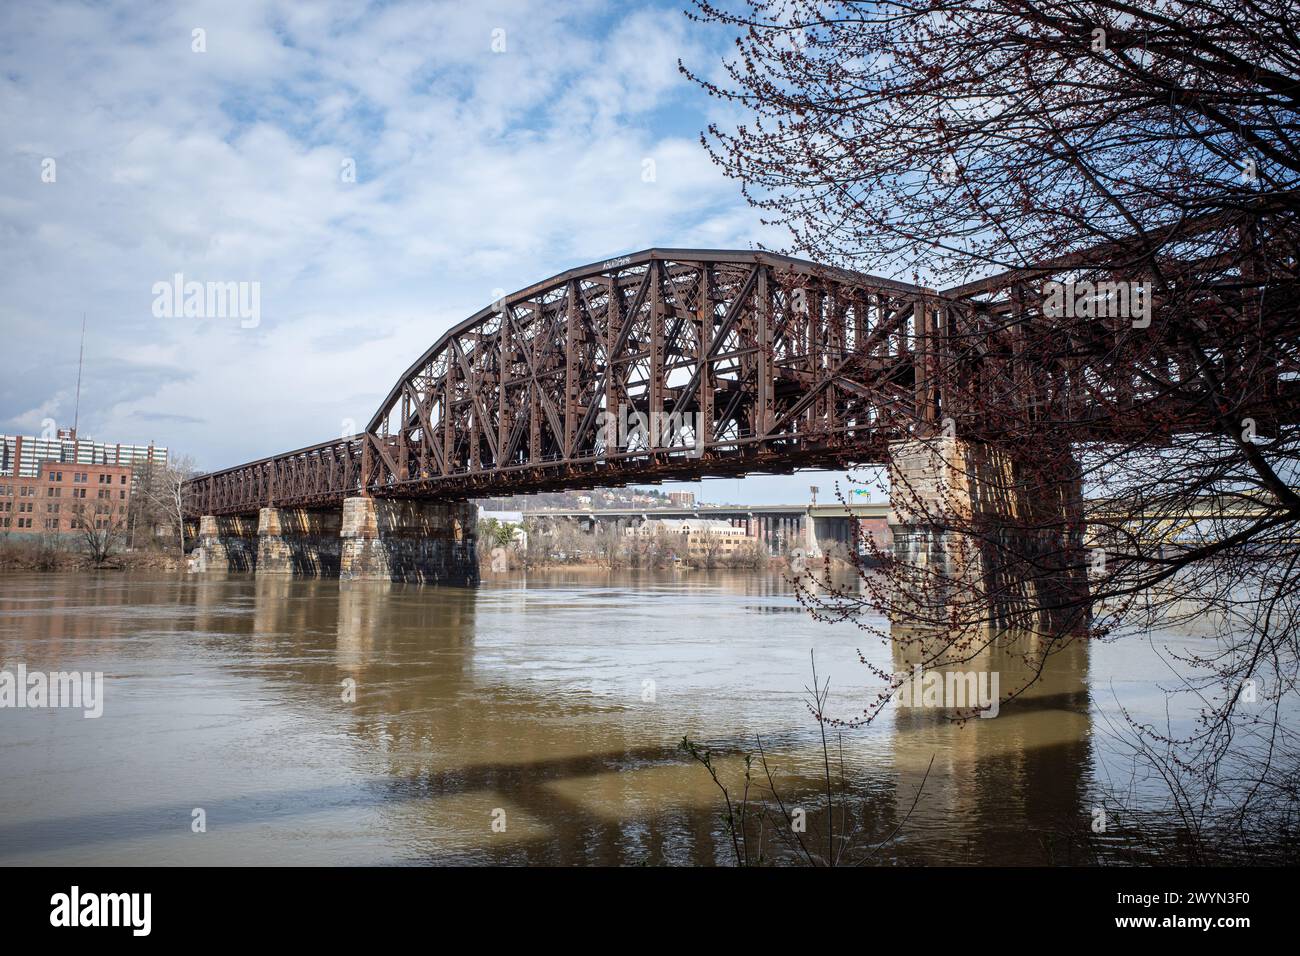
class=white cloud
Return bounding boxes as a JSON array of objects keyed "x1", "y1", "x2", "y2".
[{"x1": 1, "y1": 0, "x2": 822, "y2": 500}]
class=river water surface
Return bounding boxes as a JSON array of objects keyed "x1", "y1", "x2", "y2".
[{"x1": 0, "y1": 569, "x2": 1216, "y2": 865}]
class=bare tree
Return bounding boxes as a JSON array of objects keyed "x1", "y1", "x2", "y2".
[
  {"x1": 143, "y1": 455, "x2": 195, "y2": 556},
  {"x1": 522, "y1": 517, "x2": 550, "y2": 567},
  {"x1": 696, "y1": 531, "x2": 724, "y2": 569},
  {"x1": 69, "y1": 500, "x2": 127, "y2": 567},
  {"x1": 684, "y1": 0, "x2": 1300, "y2": 855},
  {"x1": 594, "y1": 522, "x2": 626, "y2": 569},
  {"x1": 683, "y1": 0, "x2": 1298, "y2": 279},
  {"x1": 726, "y1": 540, "x2": 767, "y2": 570}
]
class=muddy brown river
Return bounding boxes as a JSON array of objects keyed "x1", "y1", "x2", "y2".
[{"x1": 0, "y1": 569, "x2": 1217, "y2": 864}]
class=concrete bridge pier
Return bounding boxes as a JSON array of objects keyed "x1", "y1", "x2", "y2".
[
  {"x1": 193, "y1": 514, "x2": 258, "y2": 572},
  {"x1": 256, "y1": 507, "x2": 342, "y2": 577},
  {"x1": 802, "y1": 514, "x2": 852, "y2": 559},
  {"x1": 802, "y1": 511, "x2": 822, "y2": 559},
  {"x1": 888, "y1": 437, "x2": 1089, "y2": 634},
  {"x1": 339, "y1": 497, "x2": 479, "y2": 585}
]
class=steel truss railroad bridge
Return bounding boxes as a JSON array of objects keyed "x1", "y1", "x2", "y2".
[{"x1": 184, "y1": 230, "x2": 1299, "y2": 520}]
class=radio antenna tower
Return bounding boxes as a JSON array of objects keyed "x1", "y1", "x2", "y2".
[{"x1": 72, "y1": 313, "x2": 86, "y2": 438}]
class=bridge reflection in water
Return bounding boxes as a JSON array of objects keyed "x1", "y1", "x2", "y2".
[{"x1": 0, "y1": 570, "x2": 1107, "y2": 865}]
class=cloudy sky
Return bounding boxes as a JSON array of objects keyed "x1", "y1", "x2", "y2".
[{"x1": 1, "y1": 0, "x2": 881, "y2": 505}]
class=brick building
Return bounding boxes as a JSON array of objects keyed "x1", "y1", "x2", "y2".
[
  {"x1": 0, "y1": 427, "x2": 165, "y2": 537},
  {"x1": 0, "y1": 461, "x2": 133, "y2": 534}
]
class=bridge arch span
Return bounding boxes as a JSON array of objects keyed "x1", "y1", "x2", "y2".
[{"x1": 187, "y1": 249, "x2": 931, "y2": 516}]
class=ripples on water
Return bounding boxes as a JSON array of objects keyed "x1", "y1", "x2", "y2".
[{"x1": 0, "y1": 569, "x2": 1232, "y2": 865}]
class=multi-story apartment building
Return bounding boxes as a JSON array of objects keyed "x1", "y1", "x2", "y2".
[{"x1": 0, "y1": 427, "x2": 165, "y2": 480}]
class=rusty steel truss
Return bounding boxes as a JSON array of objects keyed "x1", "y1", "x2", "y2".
[
  {"x1": 184, "y1": 232, "x2": 1300, "y2": 518},
  {"x1": 186, "y1": 250, "x2": 938, "y2": 516}
]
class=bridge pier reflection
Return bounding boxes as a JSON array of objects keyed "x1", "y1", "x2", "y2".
[{"x1": 887, "y1": 628, "x2": 1093, "y2": 862}]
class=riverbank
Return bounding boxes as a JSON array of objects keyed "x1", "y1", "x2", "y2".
[{"x1": 0, "y1": 537, "x2": 184, "y2": 573}]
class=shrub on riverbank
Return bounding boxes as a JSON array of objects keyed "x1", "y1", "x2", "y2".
[{"x1": 0, "y1": 534, "x2": 183, "y2": 572}]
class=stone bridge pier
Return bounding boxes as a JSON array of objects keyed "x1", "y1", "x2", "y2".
[
  {"x1": 193, "y1": 514, "x2": 258, "y2": 572},
  {"x1": 887, "y1": 437, "x2": 1089, "y2": 635},
  {"x1": 339, "y1": 498, "x2": 479, "y2": 586},
  {"x1": 256, "y1": 507, "x2": 343, "y2": 576},
  {"x1": 192, "y1": 497, "x2": 478, "y2": 585}
]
